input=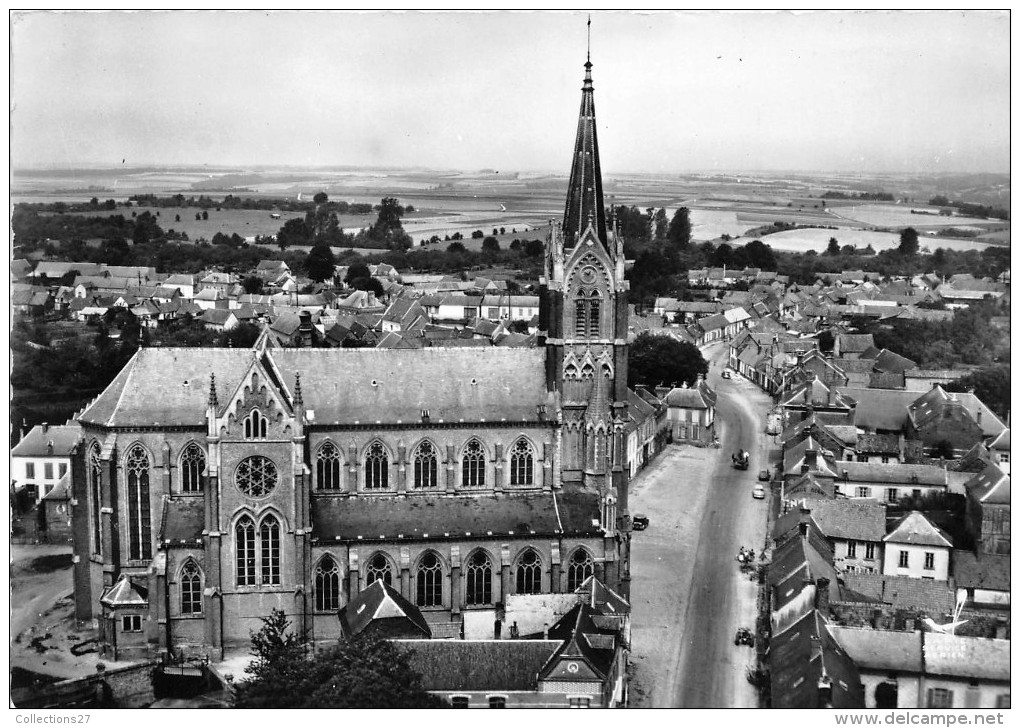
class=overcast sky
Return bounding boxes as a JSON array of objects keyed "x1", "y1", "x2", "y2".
[{"x1": 10, "y1": 10, "x2": 1010, "y2": 175}]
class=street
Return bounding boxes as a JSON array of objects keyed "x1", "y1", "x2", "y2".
[{"x1": 628, "y1": 341, "x2": 774, "y2": 708}]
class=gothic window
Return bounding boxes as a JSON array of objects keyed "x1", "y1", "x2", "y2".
[
  {"x1": 236, "y1": 516, "x2": 257, "y2": 586},
  {"x1": 316, "y1": 442, "x2": 342, "y2": 490},
  {"x1": 244, "y1": 409, "x2": 268, "y2": 439},
  {"x1": 465, "y1": 550, "x2": 493, "y2": 606},
  {"x1": 588, "y1": 291, "x2": 601, "y2": 337},
  {"x1": 260, "y1": 516, "x2": 281, "y2": 586},
  {"x1": 416, "y1": 552, "x2": 443, "y2": 607},
  {"x1": 180, "y1": 561, "x2": 203, "y2": 615},
  {"x1": 89, "y1": 443, "x2": 103, "y2": 555},
  {"x1": 365, "y1": 553, "x2": 393, "y2": 586},
  {"x1": 567, "y1": 549, "x2": 594, "y2": 592},
  {"x1": 515, "y1": 549, "x2": 542, "y2": 594},
  {"x1": 575, "y1": 299, "x2": 588, "y2": 337},
  {"x1": 365, "y1": 443, "x2": 389, "y2": 490},
  {"x1": 413, "y1": 441, "x2": 439, "y2": 489},
  {"x1": 462, "y1": 439, "x2": 486, "y2": 487},
  {"x1": 315, "y1": 555, "x2": 341, "y2": 612},
  {"x1": 581, "y1": 362, "x2": 595, "y2": 380},
  {"x1": 181, "y1": 443, "x2": 206, "y2": 493},
  {"x1": 509, "y1": 439, "x2": 534, "y2": 487},
  {"x1": 235, "y1": 456, "x2": 278, "y2": 498},
  {"x1": 126, "y1": 445, "x2": 152, "y2": 561}
]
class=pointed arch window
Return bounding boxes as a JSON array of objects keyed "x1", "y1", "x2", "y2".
[
  {"x1": 416, "y1": 552, "x2": 443, "y2": 607},
  {"x1": 89, "y1": 443, "x2": 103, "y2": 555},
  {"x1": 260, "y1": 515, "x2": 281, "y2": 586},
  {"x1": 574, "y1": 287, "x2": 603, "y2": 338},
  {"x1": 180, "y1": 560, "x2": 203, "y2": 615},
  {"x1": 515, "y1": 549, "x2": 542, "y2": 594},
  {"x1": 244, "y1": 409, "x2": 267, "y2": 439},
  {"x1": 462, "y1": 439, "x2": 486, "y2": 488},
  {"x1": 315, "y1": 555, "x2": 341, "y2": 612},
  {"x1": 509, "y1": 439, "x2": 535, "y2": 487},
  {"x1": 587, "y1": 289, "x2": 601, "y2": 338},
  {"x1": 567, "y1": 549, "x2": 595, "y2": 592},
  {"x1": 414, "y1": 441, "x2": 439, "y2": 489},
  {"x1": 181, "y1": 443, "x2": 206, "y2": 493},
  {"x1": 236, "y1": 516, "x2": 257, "y2": 586},
  {"x1": 575, "y1": 299, "x2": 588, "y2": 338},
  {"x1": 366, "y1": 553, "x2": 393, "y2": 587},
  {"x1": 316, "y1": 442, "x2": 342, "y2": 490},
  {"x1": 126, "y1": 445, "x2": 152, "y2": 561},
  {"x1": 465, "y1": 551, "x2": 493, "y2": 606},
  {"x1": 365, "y1": 443, "x2": 389, "y2": 490}
]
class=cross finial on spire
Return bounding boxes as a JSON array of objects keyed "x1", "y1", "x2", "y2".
[
  {"x1": 294, "y1": 371, "x2": 303, "y2": 406},
  {"x1": 587, "y1": 14, "x2": 591, "y2": 63},
  {"x1": 208, "y1": 373, "x2": 218, "y2": 409}
]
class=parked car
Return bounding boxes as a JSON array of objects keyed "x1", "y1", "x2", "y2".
[
  {"x1": 734, "y1": 627, "x2": 755, "y2": 646},
  {"x1": 758, "y1": 469, "x2": 771, "y2": 482},
  {"x1": 721, "y1": 369, "x2": 732, "y2": 379},
  {"x1": 752, "y1": 484, "x2": 766, "y2": 499},
  {"x1": 632, "y1": 513, "x2": 649, "y2": 531}
]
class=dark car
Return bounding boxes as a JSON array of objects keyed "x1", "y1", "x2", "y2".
[{"x1": 632, "y1": 513, "x2": 649, "y2": 531}]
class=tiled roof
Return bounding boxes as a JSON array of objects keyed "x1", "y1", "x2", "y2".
[
  {"x1": 837, "y1": 334, "x2": 874, "y2": 353},
  {"x1": 873, "y1": 349, "x2": 918, "y2": 374},
  {"x1": 770, "y1": 611, "x2": 864, "y2": 709},
  {"x1": 868, "y1": 372, "x2": 905, "y2": 390},
  {"x1": 799, "y1": 498, "x2": 886, "y2": 542},
  {"x1": 664, "y1": 380, "x2": 716, "y2": 410},
  {"x1": 855, "y1": 433, "x2": 900, "y2": 455},
  {"x1": 842, "y1": 574, "x2": 955, "y2": 614},
  {"x1": 952, "y1": 551, "x2": 1010, "y2": 592},
  {"x1": 11, "y1": 424, "x2": 81, "y2": 458},
  {"x1": 837, "y1": 461, "x2": 947, "y2": 487},
  {"x1": 398, "y1": 639, "x2": 559, "y2": 692},
  {"x1": 310, "y1": 488, "x2": 600, "y2": 542},
  {"x1": 965, "y1": 463, "x2": 1010, "y2": 505}
]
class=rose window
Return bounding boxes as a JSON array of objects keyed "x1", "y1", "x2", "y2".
[{"x1": 235, "y1": 456, "x2": 278, "y2": 497}]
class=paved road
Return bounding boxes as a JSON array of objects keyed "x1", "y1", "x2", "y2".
[{"x1": 628, "y1": 341, "x2": 773, "y2": 708}]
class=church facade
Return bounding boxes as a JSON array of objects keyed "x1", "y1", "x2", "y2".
[{"x1": 69, "y1": 57, "x2": 633, "y2": 661}]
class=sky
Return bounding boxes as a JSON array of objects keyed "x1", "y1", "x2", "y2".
[{"x1": 9, "y1": 10, "x2": 1011, "y2": 175}]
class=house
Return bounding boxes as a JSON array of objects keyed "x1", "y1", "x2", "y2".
[
  {"x1": 625, "y1": 388, "x2": 665, "y2": 477},
  {"x1": 198, "y1": 271, "x2": 236, "y2": 295},
  {"x1": 963, "y1": 462, "x2": 1010, "y2": 556},
  {"x1": 663, "y1": 376, "x2": 717, "y2": 444},
  {"x1": 11, "y1": 287, "x2": 53, "y2": 316},
  {"x1": 254, "y1": 259, "x2": 291, "y2": 283},
  {"x1": 39, "y1": 474, "x2": 73, "y2": 544},
  {"x1": 985, "y1": 428, "x2": 1009, "y2": 475},
  {"x1": 10, "y1": 423, "x2": 80, "y2": 502},
  {"x1": 163, "y1": 273, "x2": 197, "y2": 299},
  {"x1": 794, "y1": 499, "x2": 886, "y2": 575},
  {"x1": 770, "y1": 611, "x2": 865, "y2": 709},
  {"x1": 902, "y1": 368, "x2": 971, "y2": 393},
  {"x1": 906, "y1": 385, "x2": 986, "y2": 456},
  {"x1": 881, "y1": 511, "x2": 952, "y2": 581},
  {"x1": 830, "y1": 627, "x2": 1010, "y2": 709},
  {"x1": 835, "y1": 386, "x2": 1005, "y2": 441},
  {"x1": 197, "y1": 308, "x2": 240, "y2": 332},
  {"x1": 952, "y1": 551, "x2": 1009, "y2": 612},
  {"x1": 779, "y1": 375, "x2": 855, "y2": 418},
  {"x1": 480, "y1": 294, "x2": 540, "y2": 323},
  {"x1": 836, "y1": 461, "x2": 948, "y2": 503},
  {"x1": 193, "y1": 287, "x2": 228, "y2": 311}
]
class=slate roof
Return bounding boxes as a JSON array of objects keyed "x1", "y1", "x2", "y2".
[
  {"x1": 837, "y1": 334, "x2": 875, "y2": 354},
  {"x1": 855, "y1": 433, "x2": 900, "y2": 455},
  {"x1": 873, "y1": 349, "x2": 918, "y2": 374},
  {"x1": 868, "y1": 372, "x2": 905, "y2": 390},
  {"x1": 952, "y1": 551, "x2": 1010, "y2": 593},
  {"x1": 664, "y1": 379, "x2": 716, "y2": 410},
  {"x1": 543, "y1": 602, "x2": 619, "y2": 680},
  {"x1": 341, "y1": 579, "x2": 431, "y2": 638},
  {"x1": 884, "y1": 511, "x2": 952, "y2": 547},
  {"x1": 841, "y1": 573, "x2": 955, "y2": 614},
  {"x1": 399, "y1": 639, "x2": 560, "y2": 692},
  {"x1": 799, "y1": 498, "x2": 886, "y2": 542},
  {"x1": 101, "y1": 575, "x2": 149, "y2": 607},
  {"x1": 311, "y1": 488, "x2": 600, "y2": 542},
  {"x1": 783, "y1": 437, "x2": 839, "y2": 477},
  {"x1": 11, "y1": 424, "x2": 81, "y2": 457},
  {"x1": 965, "y1": 463, "x2": 1010, "y2": 505},
  {"x1": 837, "y1": 461, "x2": 947, "y2": 487},
  {"x1": 770, "y1": 611, "x2": 864, "y2": 709},
  {"x1": 79, "y1": 347, "x2": 551, "y2": 428},
  {"x1": 159, "y1": 497, "x2": 205, "y2": 544}
]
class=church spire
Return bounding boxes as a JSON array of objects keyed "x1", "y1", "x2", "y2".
[{"x1": 562, "y1": 26, "x2": 607, "y2": 248}]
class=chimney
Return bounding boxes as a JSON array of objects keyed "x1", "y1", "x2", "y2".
[
  {"x1": 817, "y1": 672, "x2": 833, "y2": 708},
  {"x1": 977, "y1": 409, "x2": 982, "y2": 425},
  {"x1": 815, "y1": 577, "x2": 831, "y2": 614},
  {"x1": 42, "y1": 422, "x2": 49, "y2": 433},
  {"x1": 298, "y1": 310, "x2": 313, "y2": 346},
  {"x1": 542, "y1": 622, "x2": 549, "y2": 640}
]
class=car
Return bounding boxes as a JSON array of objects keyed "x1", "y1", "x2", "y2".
[
  {"x1": 752, "y1": 484, "x2": 766, "y2": 500},
  {"x1": 632, "y1": 513, "x2": 649, "y2": 531},
  {"x1": 734, "y1": 627, "x2": 755, "y2": 646},
  {"x1": 721, "y1": 369, "x2": 732, "y2": 379},
  {"x1": 758, "y1": 469, "x2": 771, "y2": 482}
]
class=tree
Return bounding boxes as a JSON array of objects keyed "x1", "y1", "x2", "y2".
[
  {"x1": 446, "y1": 241, "x2": 467, "y2": 254},
  {"x1": 627, "y1": 332, "x2": 708, "y2": 389},
  {"x1": 305, "y1": 242, "x2": 337, "y2": 283},
  {"x1": 470, "y1": 230, "x2": 484, "y2": 239},
  {"x1": 277, "y1": 218, "x2": 312, "y2": 250},
  {"x1": 234, "y1": 609, "x2": 446, "y2": 709},
  {"x1": 667, "y1": 207, "x2": 691, "y2": 248},
  {"x1": 826, "y1": 237, "x2": 840, "y2": 256},
  {"x1": 201, "y1": 210, "x2": 209, "y2": 221},
  {"x1": 368, "y1": 197, "x2": 412, "y2": 251},
  {"x1": 898, "y1": 227, "x2": 919, "y2": 256},
  {"x1": 313, "y1": 191, "x2": 329, "y2": 204},
  {"x1": 945, "y1": 364, "x2": 1010, "y2": 418},
  {"x1": 344, "y1": 262, "x2": 371, "y2": 285},
  {"x1": 522, "y1": 239, "x2": 544, "y2": 257},
  {"x1": 242, "y1": 276, "x2": 264, "y2": 295},
  {"x1": 653, "y1": 208, "x2": 669, "y2": 241},
  {"x1": 481, "y1": 236, "x2": 500, "y2": 253}
]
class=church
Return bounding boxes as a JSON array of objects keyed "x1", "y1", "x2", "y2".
[{"x1": 69, "y1": 55, "x2": 634, "y2": 660}]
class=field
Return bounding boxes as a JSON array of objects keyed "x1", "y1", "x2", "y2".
[{"x1": 13, "y1": 165, "x2": 1008, "y2": 253}]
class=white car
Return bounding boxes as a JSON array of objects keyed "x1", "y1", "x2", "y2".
[{"x1": 752, "y1": 484, "x2": 766, "y2": 500}]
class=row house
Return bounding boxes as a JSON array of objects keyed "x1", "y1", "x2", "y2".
[
  {"x1": 625, "y1": 389, "x2": 667, "y2": 478},
  {"x1": 480, "y1": 294, "x2": 540, "y2": 323},
  {"x1": 11, "y1": 423, "x2": 81, "y2": 503},
  {"x1": 663, "y1": 377, "x2": 717, "y2": 445}
]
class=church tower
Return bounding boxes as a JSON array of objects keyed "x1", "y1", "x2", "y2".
[{"x1": 541, "y1": 52, "x2": 630, "y2": 521}]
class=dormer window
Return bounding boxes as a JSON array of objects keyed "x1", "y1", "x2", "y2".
[{"x1": 244, "y1": 409, "x2": 268, "y2": 439}]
